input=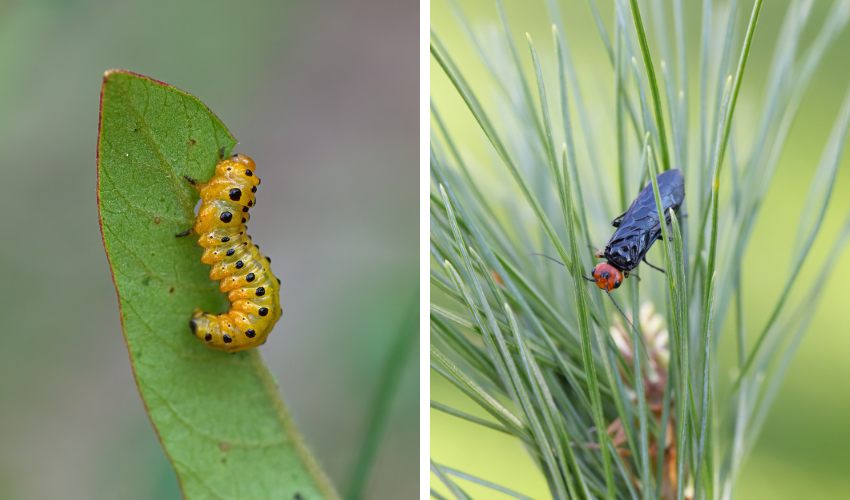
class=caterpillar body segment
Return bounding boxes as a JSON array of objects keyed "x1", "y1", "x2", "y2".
[{"x1": 187, "y1": 154, "x2": 282, "y2": 352}]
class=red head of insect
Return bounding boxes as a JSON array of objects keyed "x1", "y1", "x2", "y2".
[{"x1": 591, "y1": 262, "x2": 623, "y2": 291}]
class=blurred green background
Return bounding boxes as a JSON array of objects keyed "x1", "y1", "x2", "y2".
[
  {"x1": 432, "y1": 0, "x2": 850, "y2": 498},
  {"x1": 0, "y1": 0, "x2": 417, "y2": 498}
]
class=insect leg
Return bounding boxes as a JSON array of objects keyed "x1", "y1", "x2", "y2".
[
  {"x1": 183, "y1": 175, "x2": 198, "y2": 186},
  {"x1": 643, "y1": 257, "x2": 666, "y2": 274},
  {"x1": 586, "y1": 245, "x2": 606, "y2": 259},
  {"x1": 611, "y1": 211, "x2": 626, "y2": 227}
]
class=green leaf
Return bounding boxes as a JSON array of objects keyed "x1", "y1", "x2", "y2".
[{"x1": 97, "y1": 69, "x2": 337, "y2": 499}]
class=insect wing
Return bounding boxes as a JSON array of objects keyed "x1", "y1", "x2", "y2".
[
  {"x1": 655, "y1": 169, "x2": 685, "y2": 221},
  {"x1": 603, "y1": 169, "x2": 684, "y2": 271}
]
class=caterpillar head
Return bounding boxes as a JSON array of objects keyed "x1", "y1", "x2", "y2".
[{"x1": 216, "y1": 153, "x2": 256, "y2": 176}]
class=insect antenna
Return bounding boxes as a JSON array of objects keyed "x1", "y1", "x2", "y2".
[
  {"x1": 531, "y1": 252, "x2": 597, "y2": 283},
  {"x1": 530, "y1": 252, "x2": 565, "y2": 267},
  {"x1": 529, "y1": 252, "x2": 596, "y2": 283},
  {"x1": 606, "y1": 291, "x2": 655, "y2": 367},
  {"x1": 605, "y1": 291, "x2": 637, "y2": 333}
]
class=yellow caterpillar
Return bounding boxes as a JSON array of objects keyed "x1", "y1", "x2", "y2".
[{"x1": 186, "y1": 154, "x2": 281, "y2": 352}]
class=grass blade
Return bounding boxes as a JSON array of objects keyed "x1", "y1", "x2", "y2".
[{"x1": 628, "y1": 0, "x2": 672, "y2": 172}]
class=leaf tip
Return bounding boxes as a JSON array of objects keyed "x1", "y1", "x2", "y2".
[
  {"x1": 101, "y1": 68, "x2": 172, "y2": 89},
  {"x1": 102, "y1": 68, "x2": 123, "y2": 80}
]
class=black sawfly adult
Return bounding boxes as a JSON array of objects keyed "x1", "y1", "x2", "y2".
[{"x1": 589, "y1": 169, "x2": 685, "y2": 291}]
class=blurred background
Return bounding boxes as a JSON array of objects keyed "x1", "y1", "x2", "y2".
[
  {"x1": 432, "y1": 0, "x2": 850, "y2": 498},
  {"x1": 0, "y1": 0, "x2": 417, "y2": 498}
]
